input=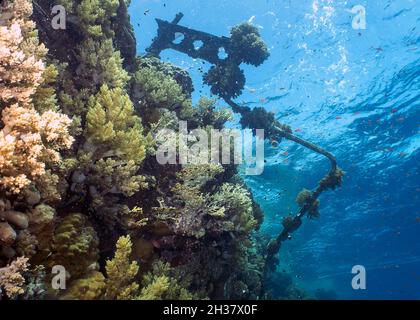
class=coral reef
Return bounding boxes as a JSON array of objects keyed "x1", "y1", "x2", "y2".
[
  {"x1": 0, "y1": 0, "x2": 341, "y2": 301},
  {"x1": 0, "y1": 0, "x2": 73, "y2": 273}
]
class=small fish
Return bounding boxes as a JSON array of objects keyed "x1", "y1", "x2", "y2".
[
  {"x1": 335, "y1": 116, "x2": 342, "y2": 120},
  {"x1": 144, "y1": 9, "x2": 150, "y2": 15},
  {"x1": 294, "y1": 128, "x2": 302, "y2": 132},
  {"x1": 391, "y1": 108, "x2": 398, "y2": 113},
  {"x1": 270, "y1": 139, "x2": 279, "y2": 147}
]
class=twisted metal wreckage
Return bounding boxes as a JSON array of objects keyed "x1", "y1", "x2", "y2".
[{"x1": 146, "y1": 14, "x2": 344, "y2": 273}]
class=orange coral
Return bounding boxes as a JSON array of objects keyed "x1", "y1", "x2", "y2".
[
  {"x1": 0, "y1": 2, "x2": 74, "y2": 196},
  {"x1": 0, "y1": 105, "x2": 74, "y2": 194},
  {"x1": 0, "y1": 22, "x2": 44, "y2": 106}
]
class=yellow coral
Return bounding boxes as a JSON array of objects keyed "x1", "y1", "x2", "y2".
[
  {"x1": 139, "y1": 261, "x2": 196, "y2": 300},
  {"x1": 49, "y1": 213, "x2": 99, "y2": 280},
  {"x1": 105, "y1": 235, "x2": 139, "y2": 300},
  {"x1": 86, "y1": 84, "x2": 148, "y2": 163},
  {"x1": 74, "y1": 0, "x2": 119, "y2": 38},
  {"x1": 211, "y1": 183, "x2": 258, "y2": 234},
  {"x1": 78, "y1": 39, "x2": 130, "y2": 88},
  {"x1": 133, "y1": 65, "x2": 195, "y2": 121},
  {"x1": 138, "y1": 275, "x2": 170, "y2": 300},
  {"x1": 61, "y1": 271, "x2": 106, "y2": 300}
]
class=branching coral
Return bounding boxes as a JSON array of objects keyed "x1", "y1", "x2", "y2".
[
  {"x1": 0, "y1": 256, "x2": 28, "y2": 299},
  {"x1": 195, "y1": 97, "x2": 232, "y2": 130},
  {"x1": 0, "y1": 0, "x2": 48, "y2": 107},
  {"x1": 0, "y1": 22, "x2": 44, "y2": 106},
  {"x1": 75, "y1": 0, "x2": 120, "y2": 38},
  {"x1": 104, "y1": 235, "x2": 139, "y2": 300},
  {"x1": 137, "y1": 56, "x2": 194, "y2": 95},
  {"x1": 138, "y1": 261, "x2": 196, "y2": 300},
  {"x1": 85, "y1": 85, "x2": 148, "y2": 162},
  {"x1": 32, "y1": 64, "x2": 60, "y2": 113},
  {"x1": 61, "y1": 271, "x2": 106, "y2": 300},
  {"x1": 0, "y1": 104, "x2": 73, "y2": 195},
  {"x1": 48, "y1": 213, "x2": 99, "y2": 280},
  {"x1": 138, "y1": 275, "x2": 170, "y2": 300},
  {"x1": 80, "y1": 84, "x2": 151, "y2": 223},
  {"x1": 167, "y1": 164, "x2": 224, "y2": 238},
  {"x1": 77, "y1": 38, "x2": 130, "y2": 89},
  {"x1": 157, "y1": 163, "x2": 259, "y2": 261},
  {"x1": 132, "y1": 63, "x2": 195, "y2": 122},
  {"x1": 0, "y1": 0, "x2": 73, "y2": 268},
  {"x1": 0, "y1": 0, "x2": 73, "y2": 197},
  {"x1": 210, "y1": 183, "x2": 258, "y2": 234}
]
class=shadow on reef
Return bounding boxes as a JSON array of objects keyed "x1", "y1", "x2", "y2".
[{"x1": 0, "y1": 0, "x2": 342, "y2": 300}]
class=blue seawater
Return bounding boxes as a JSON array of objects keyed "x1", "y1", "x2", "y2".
[{"x1": 130, "y1": 0, "x2": 419, "y2": 299}]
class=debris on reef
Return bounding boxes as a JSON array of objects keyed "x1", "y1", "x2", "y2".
[
  {"x1": 146, "y1": 13, "x2": 269, "y2": 99},
  {"x1": 147, "y1": 13, "x2": 344, "y2": 288}
]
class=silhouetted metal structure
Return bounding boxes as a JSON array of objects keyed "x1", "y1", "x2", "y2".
[
  {"x1": 147, "y1": 14, "x2": 344, "y2": 292},
  {"x1": 146, "y1": 13, "x2": 232, "y2": 65}
]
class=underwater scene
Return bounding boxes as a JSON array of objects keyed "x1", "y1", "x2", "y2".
[{"x1": 0, "y1": 0, "x2": 418, "y2": 301}]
